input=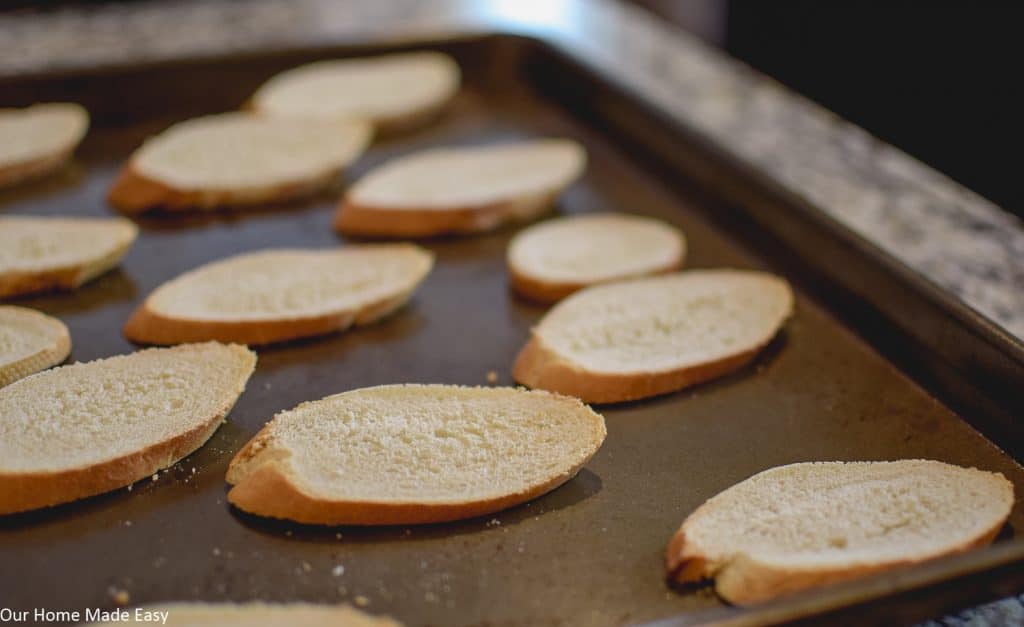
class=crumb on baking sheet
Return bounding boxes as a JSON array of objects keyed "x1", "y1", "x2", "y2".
[
  {"x1": 353, "y1": 595, "x2": 369, "y2": 607},
  {"x1": 109, "y1": 587, "x2": 130, "y2": 606},
  {"x1": 332, "y1": 565, "x2": 345, "y2": 577},
  {"x1": 486, "y1": 370, "x2": 498, "y2": 384}
]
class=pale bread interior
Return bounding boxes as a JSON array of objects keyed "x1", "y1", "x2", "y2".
[
  {"x1": 533, "y1": 270, "x2": 793, "y2": 374},
  {"x1": 0, "y1": 342, "x2": 254, "y2": 474},
  {"x1": 132, "y1": 112, "x2": 371, "y2": 190},
  {"x1": 0, "y1": 103, "x2": 88, "y2": 169},
  {"x1": 678, "y1": 460, "x2": 1013, "y2": 573},
  {"x1": 88, "y1": 602, "x2": 399, "y2": 626},
  {"x1": 0, "y1": 215, "x2": 138, "y2": 276},
  {"x1": 144, "y1": 245, "x2": 432, "y2": 322},
  {"x1": 0, "y1": 306, "x2": 69, "y2": 384},
  {"x1": 227, "y1": 384, "x2": 606, "y2": 505},
  {"x1": 252, "y1": 51, "x2": 459, "y2": 125},
  {"x1": 347, "y1": 140, "x2": 585, "y2": 210},
  {"x1": 508, "y1": 212, "x2": 685, "y2": 284}
]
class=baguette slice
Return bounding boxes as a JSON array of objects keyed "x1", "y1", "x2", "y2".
[
  {"x1": 0, "y1": 215, "x2": 138, "y2": 299},
  {"x1": 513, "y1": 270, "x2": 793, "y2": 403},
  {"x1": 508, "y1": 212, "x2": 686, "y2": 303},
  {"x1": 516, "y1": 268, "x2": 794, "y2": 401},
  {"x1": 0, "y1": 103, "x2": 89, "y2": 187},
  {"x1": 88, "y1": 603, "x2": 400, "y2": 626},
  {"x1": 335, "y1": 140, "x2": 586, "y2": 238},
  {"x1": 227, "y1": 384, "x2": 606, "y2": 525},
  {"x1": 0, "y1": 306, "x2": 71, "y2": 386},
  {"x1": 251, "y1": 51, "x2": 460, "y2": 133},
  {"x1": 0, "y1": 342, "x2": 255, "y2": 514},
  {"x1": 666, "y1": 460, "x2": 1014, "y2": 605},
  {"x1": 125, "y1": 245, "x2": 433, "y2": 346},
  {"x1": 108, "y1": 112, "x2": 371, "y2": 214}
]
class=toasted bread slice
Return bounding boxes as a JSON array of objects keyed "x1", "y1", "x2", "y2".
[
  {"x1": 251, "y1": 51, "x2": 460, "y2": 133},
  {"x1": 125, "y1": 245, "x2": 433, "y2": 346},
  {"x1": 335, "y1": 140, "x2": 586, "y2": 238},
  {"x1": 87, "y1": 602, "x2": 400, "y2": 626},
  {"x1": 0, "y1": 103, "x2": 89, "y2": 187},
  {"x1": 0, "y1": 306, "x2": 71, "y2": 387},
  {"x1": 666, "y1": 460, "x2": 1014, "y2": 605},
  {"x1": 108, "y1": 113, "x2": 371, "y2": 214},
  {"x1": 227, "y1": 384, "x2": 606, "y2": 525},
  {"x1": 0, "y1": 342, "x2": 255, "y2": 514},
  {"x1": 508, "y1": 213, "x2": 686, "y2": 303},
  {"x1": 513, "y1": 270, "x2": 793, "y2": 403},
  {"x1": 0, "y1": 215, "x2": 138, "y2": 299}
]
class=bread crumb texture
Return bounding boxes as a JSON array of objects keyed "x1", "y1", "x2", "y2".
[
  {"x1": 0, "y1": 103, "x2": 88, "y2": 173},
  {"x1": 0, "y1": 215, "x2": 137, "y2": 281},
  {"x1": 252, "y1": 51, "x2": 459, "y2": 126},
  {"x1": 537, "y1": 270, "x2": 792, "y2": 374},
  {"x1": 0, "y1": 342, "x2": 254, "y2": 474},
  {"x1": 0, "y1": 306, "x2": 70, "y2": 386},
  {"x1": 146, "y1": 245, "x2": 432, "y2": 321}
]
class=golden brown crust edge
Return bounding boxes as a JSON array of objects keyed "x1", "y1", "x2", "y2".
[
  {"x1": 507, "y1": 255, "x2": 685, "y2": 305},
  {"x1": 107, "y1": 164, "x2": 337, "y2": 214},
  {"x1": 512, "y1": 335, "x2": 764, "y2": 404},
  {"x1": 0, "y1": 320, "x2": 71, "y2": 387},
  {"x1": 0, "y1": 349, "x2": 255, "y2": 514},
  {"x1": 124, "y1": 278, "x2": 427, "y2": 346},
  {"x1": 667, "y1": 520, "x2": 1007, "y2": 606},
  {"x1": 334, "y1": 190, "x2": 558, "y2": 239},
  {"x1": 0, "y1": 226, "x2": 136, "y2": 300}
]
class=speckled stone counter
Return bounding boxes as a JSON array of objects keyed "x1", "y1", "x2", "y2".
[{"x1": 0, "y1": 0, "x2": 1021, "y2": 624}]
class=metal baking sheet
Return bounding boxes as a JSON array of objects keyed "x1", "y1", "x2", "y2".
[{"x1": 1, "y1": 36, "x2": 1022, "y2": 626}]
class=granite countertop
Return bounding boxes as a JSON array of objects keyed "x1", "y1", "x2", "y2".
[{"x1": 0, "y1": 0, "x2": 1021, "y2": 624}]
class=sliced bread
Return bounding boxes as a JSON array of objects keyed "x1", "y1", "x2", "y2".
[
  {"x1": 513, "y1": 269, "x2": 793, "y2": 403},
  {"x1": 87, "y1": 603, "x2": 400, "y2": 626},
  {"x1": 0, "y1": 342, "x2": 255, "y2": 514},
  {"x1": 226, "y1": 384, "x2": 606, "y2": 525},
  {"x1": 108, "y1": 112, "x2": 371, "y2": 214},
  {"x1": 0, "y1": 306, "x2": 71, "y2": 387},
  {"x1": 125, "y1": 245, "x2": 433, "y2": 346},
  {"x1": 507, "y1": 212, "x2": 686, "y2": 303},
  {"x1": 666, "y1": 460, "x2": 1014, "y2": 605},
  {"x1": 251, "y1": 51, "x2": 460, "y2": 133},
  {"x1": 0, "y1": 215, "x2": 138, "y2": 299},
  {"x1": 0, "y1": 103, "x2": 89, "y2": 187},
  {"x1": 334, "y1": 140, "x2": 586, "y2": 238}
]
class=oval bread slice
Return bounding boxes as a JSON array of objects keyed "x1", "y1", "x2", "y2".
[
  {"x1": 108, "y1": 112, "x2": 372, "y2": 214},
  {"x1": 508, "y1": 212, "x2": 686, "y2": 303},
  {"x1": 226, "y1": 384, "x2": 607, "y2": 525},
  {"x1": 335, "y1": 140, "x2": 586, "y2": 238},
  {"x1": 87, "y1": 603, "x2": 401, "y2": 626},
  {"x1": 251, "y1": 51, "x2": 460, "y2": 133},
  {"x1": 666, "y1": 460, "x2": 1014, "y2": 605},
  {"x1": 125, "y1": 245, "x2": 434, "y2": 346},
  {"x1": 513, "y1": 269, "x2": 794, "y2": 403},
  {"x1": 0, "y1": 342, "x2": 255, "y2": 514},
  {"x1": 0, "y1": 103, "x2": 89, "y2": 187},
  {"x1": 0, "y1": 306, "x2": 71, "y2": 387},
  {"x1": 0, "y1": 215, "x2": 138, "y2": 299}
]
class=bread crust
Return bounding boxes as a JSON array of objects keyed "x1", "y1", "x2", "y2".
[
  {"x1": 0, "y1": 345, "x2": 255, "y2": 514},
  {"x1": 512, "y1": 335, "x2": 764, "y2": 404},
  {"x1": 508, "y1": 253, "x2": 685, "y2": 304},
  {"x1": 124, "y1": 275, "x2": 426, "y2": 346},
  {"x1": 0, "y1": 308, "x2": 71, "y2": 387},
  {"x1": 334, "y1": 191, "x2": 557, "y2": 239},
  {"x1": 226, "y1": 447, "x2": 590, "y2": 526},
  {"x1": 108, "y1": 164, "x2": 338, "y2": 215},
  {"x1": 0, "y1": 147, "x2": 74, "y2": 188}
]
